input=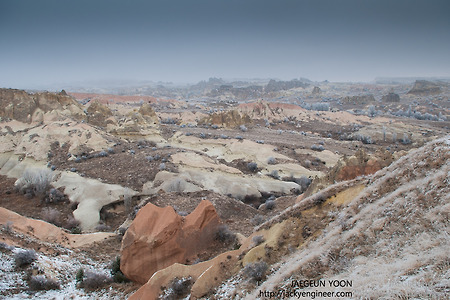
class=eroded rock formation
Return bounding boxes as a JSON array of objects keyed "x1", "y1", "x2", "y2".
[
  {"x1": 407, "y1": 80, "x2": 441, "y2": 95},
  {"x1": 382, "y1": 92, "x2": 400, "y2": 102},
  {"x1": 198, "y1": 110, "x2": 252, "y2": 128},
  {"x1": 120, "y1": 200, "x2": 220, "y2": 284},
  {"x1": 0, "y1": 88, "x2": 83, "y2": 123},
  {"x1": 86, "y1": 101, "x2": 114, "y2": 127},
  {"x1": 305, "y1": 149, "x2": 394, "y2": 196}
]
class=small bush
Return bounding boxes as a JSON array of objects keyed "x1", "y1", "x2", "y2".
[
  {"x1": 367, "y1": 105, "x2": 378, "y2": 117},
  {"x1": 95, "y1": 224, "x2": 111, "y2": 232},
  {"x1": 42, "y1": 207, "x2": 61, "y2": 226},
  {"x1": 110, "y1": 257, "x2": 129, "y2": 283},
  {"x1": 28, "y1": 275, "x2": 60, "y2": 291},
  {"x1": 159, "y1": 163, "x2": 166, "y2": 170},
  {"x1": 15, "y1": 249, "x2": 37, "y2": 267},
  {"x1": 76, "y1": 268, "x2": 84, "y2": 283},
  {"x1": 118, "y1": 227, "x2": 127, "y2": 236},
  {"x1": 80, "y1": 271, "x2": 112, "y2": 290},
  {"x1": 65, "y1": 215, "x2": 80, "y2": 230},
  {"x1": 251, "y1": 215, "x2": 264, "y2": 226},
  {"x1": 356, "y1": 134, "x2": 373, "y2": 144},
  {"x1": 295, "y1": 176, "x2": 312, "y2": 192},
  {"x1": 247, "y1": 162, "x2": 258, "y2": 173},
  {"x1": 167, "y1": 277, "x2": 192, "y2": 297},
  {"x1": 215, "y1": 225, "x2": 237, "y2": 245},
  {"x1": 252, "y1": 235, "x2": 265, "y2": 246},
  {"x1": 46, "y1": 188, "x2": 66, "y2": 203},
  {"x1": 3, "y1": 221, "x2": 13, "y2": 233},
  {"x1": 15, "y1": 169, "x2": 54, "y2": 198},
  {"x1": 311, "y1": 144, "x2": 325, "y2": 152},
  {"x1": 268, "y1": 170, "x2": 279, "y2": 180},
  {"x1": 267, "y1": 157, "x2": 276, "y2": 165},
  {"x1": 265, "y1": 199, "x2": 275, "y2": 210},
  {"x1": 71, "y1": 227, "x2": 82, "y2": 234},
  {"x1": 243, "y1": 261, "x2": 268, "y2": 282},
  {"x1": 400, "y1": 133, "x2": 411, "y2": 145},
  {"x1": 239, "y1": 125, "x2": 248, "y2": 132}
]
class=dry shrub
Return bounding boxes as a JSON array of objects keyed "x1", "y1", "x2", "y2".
[
  {"x1": 28, "y1": 275, "x2": 60, "y2": 291},
  {"x1": 41, "y1": 207, "x2": 61, "y2": 226},
  {"x1": 15, "y1": 249, "x2": 37, "y2": 267},
  {"x1": 215, "y1": 225, "x2": 237, "y2": 245},
  {"x1": 65, "y1": 215, "x2": 80, "y2": 230},
  {"x1": 80, "y1": 271, "x2": 112, "y2": 290},
  {"x1": 243, "y1": 261, "x2": 268, "y2": 282},
  {"x1": 15, "y1": 169, "x2": 53, "y2": 198}
]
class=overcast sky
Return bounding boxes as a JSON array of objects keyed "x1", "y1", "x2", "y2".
[{"x1": 1, "y1": 0, "x2": 449, "y2": 89}]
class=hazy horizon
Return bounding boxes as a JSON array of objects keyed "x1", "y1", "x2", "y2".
[{"x1": 1, "y1": 0, "x2": 450, "y2": 90}]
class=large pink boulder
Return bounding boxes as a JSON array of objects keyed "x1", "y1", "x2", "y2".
[{"x1": 120, "y1": 200, "x2": 220, "y2": 284}]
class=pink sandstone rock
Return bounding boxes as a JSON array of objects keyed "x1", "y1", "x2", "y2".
[{"x1": 120, "y1": 200, "x2": 220, "y2": 284}]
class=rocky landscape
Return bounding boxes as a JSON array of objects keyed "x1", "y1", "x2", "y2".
[{"x1": 0, "y1": 78, "x2": 449, "y2": 299}]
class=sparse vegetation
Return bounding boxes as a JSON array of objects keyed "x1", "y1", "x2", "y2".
[
  {"x1": 15, "y1": 169, "x2": 54, "y2": 199},
  {"x1": 367, "y1": 105, "x2": 378, "y2": 117},
  {"x1": 247, "y1": 162, "x2": 258, "y2": 173},
  {"x1": 251, "y1": 214, "x2": 265, "y2": 226},
  {"x1": 268, "y1": 170, "x2": 279, "y2": 179},
  {"x1": 76, "y1": 268, "x2": 84, "y2": 283},
  {"x1": 28, "y1": 275, "x2": 60, "y2": 291},
  {"x1": 252, "y1": 235, "x2": 265, "y2": 246},
  {"x1": 311, "y1": 144, "x2": 325, "y2": 151},
  {"x1": 265, "y1": 199, "x2": 275, "y2": 210},
  {"x1": 14, "y1": 249, "x2": 37, "y2": 267},
  {"x1": 243, "y1": 261, "x2": 268, "y2": 282},
  {"x1": 215, "y1": 225, "x2": 237, "y2": 245},
  {"x1": 110, "y1": 257, "x2": 129, "y2": 283},
  {"x1": 47, "y1": 188, "x2": 66, "y2": 203},
  {"x1": 41, "y1": 207, "x2": 61, "y2": 226},
  {"x1": 95, "y1": 223, "x2": 111, "y2": 232},
  {"x1": 164, "y1": 277, "x2": 192, "y2": 298},
  {"x1": 79, "y1": 271, "x2": 112, "y2": 290},
  {"x1": 267, "y1": 157, "x2": 276, "y2": 165},
  {"x1": 400, "y1": 133, "x2": 412, "y2": 145},
  {"x1": 300, "y1": 102, "x2": 330, "y2": 111},
  {"x1": 0, "y1": 78, "x2": 448, "y2": 299},
  {"x1": 3, "y1": 221, "x2": 14, "y2": 233},
  {"x1": 295, "y1": 176, "x2": 312, "y2": 192}
]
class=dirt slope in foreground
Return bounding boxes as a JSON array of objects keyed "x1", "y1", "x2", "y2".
[{"x1": 214, "y1": 136, "x2": 449, "y2": 299}]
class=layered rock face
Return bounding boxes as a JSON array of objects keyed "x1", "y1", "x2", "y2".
[
  {"x1": 382, "y1": 92, "x2": 400, "y2": 102},
  {"x1": 0, "y1": 88, "x2": 83, "y2": 123},
  {"x1": 120, "y1": 200, "x2": 220, "y2": 284},
  {"x1": 305, "y1": 149, "x2": 394, "y2": 196},
  {"x1": 407, "y1": 80, "x2": 441, "y2": 95},
  {"x1": 86, "y1": 101, "x2": 114, "y2": 127},
  {"x1": 198, "y1": 110, "x2": 251, "y2": 128}
]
